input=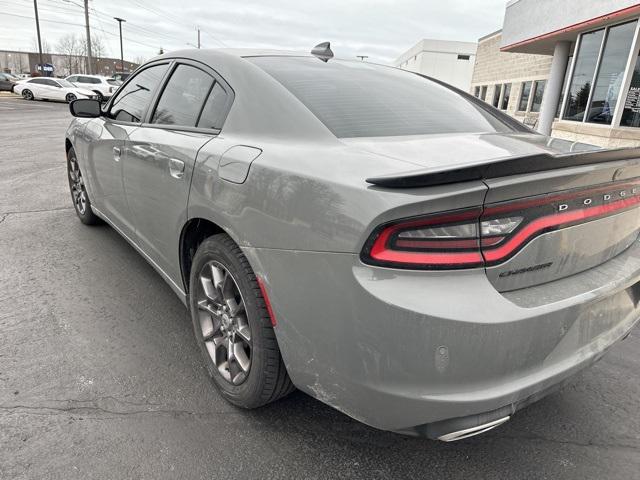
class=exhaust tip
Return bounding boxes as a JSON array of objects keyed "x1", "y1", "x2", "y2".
[{"x1": 438, "y1": 416, "x2": 510, "y2": 442}]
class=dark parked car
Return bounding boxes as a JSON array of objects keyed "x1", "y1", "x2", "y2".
[{"x1": 0, "y1": 72, "x2": 17, "y2": 92}]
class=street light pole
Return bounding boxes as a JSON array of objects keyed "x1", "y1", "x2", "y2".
[
  {"x1": 197, "y1": 27, "x2": 201, "y2": 48},
  {"x1": 84, "y1": 0, "x2": 93, "y2": 74},
  {"x1": 114, "y1": 17, "x2": 126, "y2": 72},
  {"x1": 33, "y1": 0, "x2": 44, "y2": 76}
]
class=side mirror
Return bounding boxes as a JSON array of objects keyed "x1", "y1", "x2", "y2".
[{"x1": 69, "y1": 98, "x2": 101, "y2": 118}]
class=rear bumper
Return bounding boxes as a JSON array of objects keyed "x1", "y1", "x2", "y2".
[{"x1": 242, "y1": 238, "x2": 640, "y2": 436}]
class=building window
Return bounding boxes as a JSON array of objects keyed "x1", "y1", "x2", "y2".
[
  {"x1": 530, "y1": 80, "x2": 546, "y2": 112},
  {"x1": 621, "y1": 50, "x2": 640, "y2": 127},
  {"x1": 501, "y1": 83, "x2": 511, "y2": 110},
  {"x1": 564, "y1": 20, "x2": 637, "y2": 123},
  {"x1": 457, "y1": 54, "x2": 470, "y2": 60},
  {"x1": 564, "y1": 29, "x2": 605, "y2": 121},
  {"x1": 556, "y1": 56, "x2": 573, "y2": 117},
  {"x1": 480, "y1": 85, "x2": 487, "y2": 101},
  {"x1": 587, "y1": 20, "x2": 637, "y2": 124},
  {"x1": 492, "y1": 85, "x2": 501, "y2": 107},
  {"x1": 474, "y1": 86, "x2": 480, "y2": 97},
  {"x1": 518, "y1": 81, "x2": 532, "y2": 111}
]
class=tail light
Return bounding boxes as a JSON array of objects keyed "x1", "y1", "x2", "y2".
[
  {"x1": 361, "y1": 178, "x2": 640, "y2": 270},
  {"x1": 361, "y1": 207, "x2": 485, "y2": 269}
]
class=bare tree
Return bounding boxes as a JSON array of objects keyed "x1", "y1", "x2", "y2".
[
  {"x1": 56, "y1": 34, "x2": 79, "y2": 76},
  {"x1": 31, "y1": 36, "x2": 52, "y2": 53},
  {"x1": 133, "y1": 55, "x2": 146, "y2": 67},
  {"x1": 91, "y1": 36, "x2": 108, "y2": 60}
]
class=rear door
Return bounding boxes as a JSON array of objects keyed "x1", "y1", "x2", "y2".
[
  {"x1": 123, "y1": 60, "x2": 233, "y2": 282},
  {"x1": 86, "y1": 62, "x2": 170, "y2": 238}
]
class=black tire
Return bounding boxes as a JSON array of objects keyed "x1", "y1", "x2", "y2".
[
  {"x1": 22, "y1": 89, "x2": 33, "y2": 100},
  {"x1": 66, "y1": 93, "x2": 77, "y2": 103},
  {"x1": 67, "y1": 147, "x2": 102, "y2": 225},
  {"x1": 189, "y1": 234, "x2": 295, "y2": 408}
]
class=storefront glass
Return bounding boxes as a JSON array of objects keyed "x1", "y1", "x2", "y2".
[
  {"x1": 518, "y1": 81, "x2": 532, "y2": 111},
  {"x1": 621, "y1": 52, "x2": 640, "y2": 127},
  {"x1": 501, "y1": 83, "x2": 511, "y2": 110},
  {"x1": 531, "y1": 80, "x2": 546, "y2": 112},
  {"x1": 563, "y1": 28, "x2": 605, "y2": 121},
  {"x1": 492, "y1": 85, "x2": 501, "y2": 107},
  {"x1": 587, "y1": 21, "x2": 637, "y2": 124}
]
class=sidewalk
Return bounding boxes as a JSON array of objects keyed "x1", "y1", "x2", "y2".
[{"x1": 0, "y1": 91, "x2": 19, "y2": 98}]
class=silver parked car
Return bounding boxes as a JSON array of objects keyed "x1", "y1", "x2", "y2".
[{"x1": 65, "y1": 45, "x2": 640, "y2": 441}]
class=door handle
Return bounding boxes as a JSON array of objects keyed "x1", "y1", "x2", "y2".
[
  {"x1": 169, "y1": 158, "x2": 185, "y2": 179},
  {"x1": 113, "y1": 146, "x2": 121, "y2": 162}
]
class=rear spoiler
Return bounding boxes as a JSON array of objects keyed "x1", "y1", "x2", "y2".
[{"x1": 365, "y1": 148, "x2": 640, "y2": 188}]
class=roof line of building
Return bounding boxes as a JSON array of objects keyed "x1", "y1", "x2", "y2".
[
  {"x1": 501, "y1": 2, "x2": 640, "y2": 51},
  {"x1": 478, "y1": 29, "x2": 503, "y2": 42}
]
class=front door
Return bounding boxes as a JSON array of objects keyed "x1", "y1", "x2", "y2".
[{"x1": 88, "y1": 62, "x2": 171, "y2": 236}]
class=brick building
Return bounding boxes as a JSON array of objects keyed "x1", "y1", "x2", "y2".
[
  {"x1": 471, "y1": 31, "x2": 554, "y2": 128},
  {"x1": 472, "y1": 0, "x2": 640, "y2": 148}
]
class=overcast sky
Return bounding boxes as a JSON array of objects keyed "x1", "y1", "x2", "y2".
[{"x1": 1, "y1": 0, "x2": 507, "y2": 64}]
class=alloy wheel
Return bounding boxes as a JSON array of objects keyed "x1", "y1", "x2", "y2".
[
  {"x1": 196, "y1": 261, "x2": 252, "y2": 385},
  {"x1": 22, "y1": 89, "x2": 33, "y2": 100},
  {"x1": 68, "y1": 153, "x2": 87, "y2": 215},
  {"x1": 66, "y1": 93, "x2": 77, "y2": 103}
]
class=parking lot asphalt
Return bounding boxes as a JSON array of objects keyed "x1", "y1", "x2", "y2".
[{"x1": 1, "y1": 96, "x2": 640, "y2": 479}]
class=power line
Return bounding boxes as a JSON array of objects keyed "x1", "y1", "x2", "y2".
[{"x1": 0, "y1": 11, "x2": 160, "y2": 50}]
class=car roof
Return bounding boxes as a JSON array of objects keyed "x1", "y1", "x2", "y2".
[{"x1": 67, "y1": 74, "x2": 108, "y2": 78}]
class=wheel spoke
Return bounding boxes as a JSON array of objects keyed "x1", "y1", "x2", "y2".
[
  {"x1": 232, "y1": 341, "x2": 250, "y2": 372},
  {"x1": 199, "y1": 275, "x2": 219, "y2": 302},
  {"x1": 211, "y1": 264, "x2": 225, "y2": 290},
  {"x1": 225, "y1": 297, "x2": 245, "y2": 317},
  {"x1": 236, "y1": 322, "x2": 251, "y2": 343}
]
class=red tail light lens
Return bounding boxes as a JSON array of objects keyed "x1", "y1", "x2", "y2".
[
  {"x1": 362, "y1": 207, "x2": 485, "y2": 269},
  {"x1": 361, "y1": 178, "x2": 640, "y2": 270}
]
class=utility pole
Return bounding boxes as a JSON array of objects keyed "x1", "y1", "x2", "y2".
[
  {"x1": 197, "y1": 27, "x2": 201, "y2": 48},
  {"x1": 84, "y1": 0, "x2": 93, "y2": 74},
  {"x1": 114, "y1": 17, "x2": 126, "y2": 72},
  {"x1": 33, "y1": 0, "x2": 44, "y2": 76}
]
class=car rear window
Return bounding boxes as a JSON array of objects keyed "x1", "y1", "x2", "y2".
[{"x1": 247, "y1": 56, "x2": 513, "y2": 138}]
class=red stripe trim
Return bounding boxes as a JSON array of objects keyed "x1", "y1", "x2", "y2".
[
  {"x1": 257, "y1": 277, "x2": 277, "y2": 327},
  {"x1": 483, "y1": 195, "x2": 640, "y2": 262},
  {"x1": 500, "y1": 3, "x2": 640, "y2": 52}
]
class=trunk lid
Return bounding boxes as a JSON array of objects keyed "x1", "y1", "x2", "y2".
[{"x1": 356, "y1": 133, "x2": 640, "y2": 292}]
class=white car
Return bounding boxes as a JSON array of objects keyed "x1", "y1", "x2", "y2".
[
  {"x1": 65, "y1": 74, "x2": 120, "y2": 102},
  {"x1": 14, "y1": 78, "x2": 96, "y2": 103}
]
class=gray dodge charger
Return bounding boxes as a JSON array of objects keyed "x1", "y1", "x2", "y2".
[{"x1": 64, "y1": 44, "x2": 640, "y2": 441}]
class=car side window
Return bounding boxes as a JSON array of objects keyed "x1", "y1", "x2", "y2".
[
  {"x1": 30, "y1": 78, "x2": 45, "y2": 85},
  {"x1": 197, "y1": 82, "x2": 230, "y2": 129},
  {"x1": 108, "y1": 63, "x2": 169, "y2": 123},
  {"x1": 44, "y1": 79, "x2": 59, "y2": 87},
  {"x1": 151, "y1": 64, "x2": 213, "y2": 127},
  {"x1": 68, "y1": 76, "x2": 78, "y2": 82}
]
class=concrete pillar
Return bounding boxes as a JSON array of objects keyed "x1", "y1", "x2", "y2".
[{"x1": 537, "y1": 41, "x2": 571, "y2": 136}]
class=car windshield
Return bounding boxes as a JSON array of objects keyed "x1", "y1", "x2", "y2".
[
  {"x1": 57, "y1": 79, "x2": 75, "y2": 88},
  {"x1": 248, "y1": 56, "x2": 514, "y2": 138}
]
